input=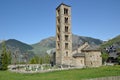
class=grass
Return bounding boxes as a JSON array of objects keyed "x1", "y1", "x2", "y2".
[{"x1": 0, "y1": 66, "x2": 120, "y2": 80}]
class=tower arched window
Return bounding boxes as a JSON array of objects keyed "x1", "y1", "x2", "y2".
[
  {"x1": 57, "y1": 18, "x2": 60, "y2": 24},
  {"x1": 57, "y1": 9, "x2": 60, "y2": 15},
  {"x1": 58, "y1": 43, "x2": 60, "y2": 49},
  {"x1": 65, "y1": 43, "x2": 68, "y2": 49},
  {"x1": 58, "y1": 34, "x2": 60, "y2": 41},
  {"x1": 65, "y1": 26, "x2": 68, "y2": 32},
  {"x1": 64, "y1": 8, "x2": 68, "y2": 15},
  {"x1": 65, "y1": 35, "x2": 68, "y2": 41},
  {"x1": 58, "y1": 26, "x2": 60, "y2": 32},
  {"x1": 66, "y1": 51, "x2": 68, "y2": 56},
  {"x1": 64, "y1": 17, "x2": 68, "y2": 24}
]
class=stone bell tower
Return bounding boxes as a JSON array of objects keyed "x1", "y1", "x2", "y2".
[{"x1": 56, "y1": 3, "x2": 72, "y2": 66}]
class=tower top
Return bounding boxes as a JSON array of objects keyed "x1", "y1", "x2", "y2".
[{"x1": 56, "y1": 3, "x2": 71, "y2": 10}]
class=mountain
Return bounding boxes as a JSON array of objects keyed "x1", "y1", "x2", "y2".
[
  {"x1": 0, "y1": 40, "x2": 4, "y2": 43},
  {"x1": 72, "y1": 34, "x2": 103, "y2": 50},
  {"x1": 0, "y1": 39, "x2": 33, "y2": 52},
  {"x1": 0, "y1": 34, "x2": 103, "y2": 58},
  {"x1": 31, "y1": 37, "x2": 55, "y2": 56},
  {"x1": 32, "y1": 34, "x2": 103, "y2": 55},
  {"x1": 0, "y1": 39, "x2": 35, "y2": 63},
  {"x1": 0, "y1": 34, "x2": 120, "y2": 63},
  {"x1": 100, "y1": 35, "x2": 120, "y2": 51},
  {"x1": 0, "y1": 35, "x2": 103, "y2": 63}
]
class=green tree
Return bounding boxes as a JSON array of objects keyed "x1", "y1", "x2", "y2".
[
  {"x1": 7, "y1": 50, "x2": 12, "y2": 64},
  {"x1": 40, "y1": 57, "x2": 43, "y2": 64},
  {"x1": 44, "y1": 54, "x2": 50, "y2": 64},
  {"x1": 29, "y1": 54, "x2": 50, "y2": 64},
  {"x1": 29, "y1": 56, "x2": 41, "y2": 64},
  {"x1": 0, "y1": 55, "x2": 2, "y2": 69},
  {"x1": 0, "y1": 42, "x2": 9, "y2": 70},
  {"x1": 117, "y1": 55, "x2": 120, "y2": 64},
  {"x1": 30, "y1": 58, "x2": 36, "y2": 64},
  {"x1": 101, "y1": 52, "x2": 109, "y2": 64}
]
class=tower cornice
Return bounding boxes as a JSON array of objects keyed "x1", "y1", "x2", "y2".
[{"x1": 56, "y1": 3, "x2": 71, "y2": 10}]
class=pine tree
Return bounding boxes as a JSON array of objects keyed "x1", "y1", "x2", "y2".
[
  {"x1": 30, "y1": 57, "x2": 37, "y2": 64},
  {"x1": 40, "y1": 57, "x2": 43, "y2": 64},
  {"x1": 0, "y1": 42, "x2": 9, "y2": 70},
  {"x1": 7, "y1": 50, "x2": 12, "y2": 64},
  {"x1": 0, "y1": 54, "x2": 2, "y2": 69}
]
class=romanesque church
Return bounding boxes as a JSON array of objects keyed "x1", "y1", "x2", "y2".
[{"x1": 52, "y1": 3, "x2": 102, "y2": 67}]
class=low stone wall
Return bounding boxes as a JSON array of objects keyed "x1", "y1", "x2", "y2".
[
  {"x1": 8, "y1": 64, "x2": 84, "y2": 73},
  {"x1": 85, "y1": 76, "x2": 120, "y2": 80}
]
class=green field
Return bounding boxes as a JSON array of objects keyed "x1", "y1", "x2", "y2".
[{"x1": 0, "y1": 66, "x2": 120, "y2": 80}]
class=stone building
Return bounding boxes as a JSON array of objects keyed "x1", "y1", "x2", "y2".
[
  {"x1": 72, "y1": 42, "x2": 102, "y2": 67},
  {"x1": 56, "y1": 3, "x2": 72, "y2": 66},
  {"x1": 54, "y1": 3, "x2": 102, "y2": 67}
]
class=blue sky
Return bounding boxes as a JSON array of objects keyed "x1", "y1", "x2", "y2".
[{"x1": 0, "y1": 0, "x2": 120, "y2": 44}]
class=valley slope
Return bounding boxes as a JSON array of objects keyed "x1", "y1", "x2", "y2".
[{"x1": 0, "y1": 34, "x2": 104, "y2": 57}]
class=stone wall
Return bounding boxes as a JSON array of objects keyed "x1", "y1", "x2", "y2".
[
  {"x1": 75, "y1": 57, "x2": 85, "y2": 67},
  {"x1": 85, "y1": 51, "x2": 102, "y2": 67}
]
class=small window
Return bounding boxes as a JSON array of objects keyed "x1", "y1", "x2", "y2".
[
  {"x1": 64, "y1": 8, "x2": 68, "y2": 15},
  {"x1": 91, "y1": 62, "x2": 93, "y2": 65},
  {"x1": 64, "y1": 17, "x2": 68, "y2": 24},
  {"x1": 81, "y1": 60, "x2": 83, "y2": 64},
  {"x1": 58, "y1": 26, "x2": 60, "y2": 32},
  {"x1": 57, "y1": 18, "x2": 60, "y2": 23},
  {"x1": 65, "y1": 43, "x2": 68, "y2": 49},
  {"x1": 58, "y1": 35, "x2": 60, "y2": 40},
  {"x1": 58, "y1": 43, "x2": 60, "y2": 49},
  {"x1": 57, "y1": 9, "x2": 60, "y2": 15},
  {"x1": 65, "y1": 35, "x2": 68, "y2": 41},
  {"x1": 65, "y1": 26, "x2": 68, "y2": 32},
  {"x1": 66, "y1": 51, "x2": 68, "y2": 56}
]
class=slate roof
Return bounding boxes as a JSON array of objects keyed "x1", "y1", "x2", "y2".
[
  {"x1": 56, "y1": 3, "x2": 71, "y2": 10},
  {"x1": 73, "y1": 53, "x2": 85, "y2": 57},
  {"x1": 82, "y1": 45, "x2": 100, "y2": 51}
]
